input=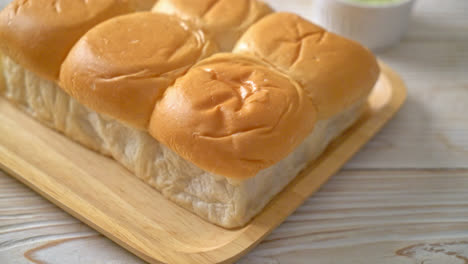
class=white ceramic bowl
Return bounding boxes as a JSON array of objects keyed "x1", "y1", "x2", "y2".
[
  {"x1": 0, "y1": 0, "x2": 10, "y2": 9},
  {"x1": 312, "y1": 0, "x2": 416, "y2": 51}
]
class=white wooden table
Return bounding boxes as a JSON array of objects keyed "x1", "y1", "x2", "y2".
[{"x1": 1, "y1": 0, "x2": 468, "y2": 263}]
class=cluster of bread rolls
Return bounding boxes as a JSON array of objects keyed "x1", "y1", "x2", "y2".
[{"x1": 0, "y1": 0, "x2": 379, "y2": 227}]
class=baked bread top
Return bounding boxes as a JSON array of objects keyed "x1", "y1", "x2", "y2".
[
  {"x1": 152, "y1": 0, "x2": 273, "y2": 51},
  {"x1": 132, "y1": 0, "x2": 159, "y2": 11},
  {"x1": 0, "y1": 0, "x2": 380, "y2": 179},
  {"x1": 59, "y1": 12, "x2": 217, "y2": 129},
  {"x1": 234, "y1": 12, "x2": 380, "y2": 119},
  {"x1": 149, "y1": 53, "x2": 317, "y2": 178},
  {"x1": 0, "y1": 0, "x2": 135, "y2": 81}
]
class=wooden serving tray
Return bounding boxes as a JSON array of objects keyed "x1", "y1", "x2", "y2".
[{"x1": 0, "y1": 62, "x2": 406, "y2": 264}]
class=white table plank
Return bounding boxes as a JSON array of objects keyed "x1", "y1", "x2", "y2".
[
  {"x1": 346, "y1": 0, "x2": 468, "y2": 169},
  {"x1": 242, "y1": 168, "x2": 468, "y2": 263},
  {"x1": 4, "y1": 169, "x2": 468, "y2": 264}
]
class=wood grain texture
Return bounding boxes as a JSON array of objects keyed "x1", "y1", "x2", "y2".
[
  {"x1": 241, "y1": 169, "x2": 468, "y2": 264},
  {"x1": 5, "y1": 168, "x2": 468, "y2": 264},
  {"x1": 1, "y1": 0, "x2": 468, "y2": 263},
  {"x1": 0, "y1": 171, "x2": 144, "y2": 264}
]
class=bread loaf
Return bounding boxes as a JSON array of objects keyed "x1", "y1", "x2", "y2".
[
  {"x1": 60, "y1": 12, "x2": 217, "y2": 129},
  {"x1": 152, "y1": 0, "x2": 273, "y2": 51},
  {"x1": 149, "y1": 53, "x2": 317, "y2": 178},
  {"x1": 0, "y1": 0, "x2": 380, "y2": 227},
  {"x1": 0, "y1": 0, "x2": 135, "y2": 81},
  {"x1": 234, "y1": 12, "x2": 380, "y2": 119}
]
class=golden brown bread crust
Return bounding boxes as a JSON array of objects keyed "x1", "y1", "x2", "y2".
[
  {"x1": 149, "y1": 53, "x2": 317, "y2": 178},
  {"x1": 0, "y1": 0, "x2": 133, "y2": 81},
  {"x1": 234, "y1": 12, "x2": 380, "y2": 119},
  {"x1": 59, "y1": 12, "x2": 218, "y2": 129},
  {"x1": 131, "y1": 0, "x2": 159, "y2": 10},
  {"x1": 152, "y1": 0, "x2": 273, "y2": 51}
]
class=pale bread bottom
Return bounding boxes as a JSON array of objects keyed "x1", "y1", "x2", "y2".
[{"x1": 1, "y1": 56, "x2": 366, "y2": 228}]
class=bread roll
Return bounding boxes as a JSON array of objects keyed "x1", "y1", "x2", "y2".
[
  {"x1": 60, "y1": 12, "x2": 218, "y2": 129},
  {"x1": 234, "y1": 12, "x2": 380, "y2": 119},
  {"x1": 0, "y1": 0, "x2": 133, "y2": 81},
  {"x1": 152, "y1": 0, "x2": 273, "y2": 51},
  {"x1": 149, "y1": 53, "x2": 317, "y2": 178}
]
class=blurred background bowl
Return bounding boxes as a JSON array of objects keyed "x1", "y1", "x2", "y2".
[{"x1": 312, "y1": 0, "x2": 416, "y2": 51}]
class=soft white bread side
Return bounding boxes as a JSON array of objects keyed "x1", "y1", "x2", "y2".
[
  {"x1": 0, "y1": 52, "x2": 4, "y2": 94},
  {"x1": 59, "y1": 12, "x2": 218, "y2": 129},
  {"x1": 1, "y1": 55, "x2": 366, "y2": 228},
  {"x1": 0, "y1": 0, "x2": 134, "y2": 81},
  {"x1": 152, "y1": 0, "x2": 273, "y2": 51},
  {"x1": 234, "y1": 12, "x2": 380, "y2": 120}
]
